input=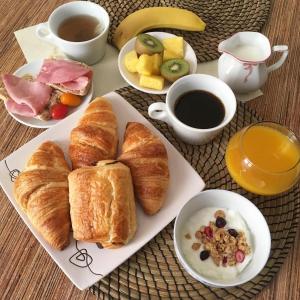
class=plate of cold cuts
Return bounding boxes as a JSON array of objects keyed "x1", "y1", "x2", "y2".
[{"x1": 1, "y1": 59, "x2": 93, "y2": 128}]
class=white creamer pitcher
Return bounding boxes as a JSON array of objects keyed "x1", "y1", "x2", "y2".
[{"x1": 218, "y1": 32, "x2": 288, "y2": 94}]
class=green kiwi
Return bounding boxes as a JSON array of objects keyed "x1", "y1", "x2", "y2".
[
  {"x1": 160, "y1": 59, "x2": 190, "y2": 82},
  {"x1": 135, "y1": 33, "x2": 164, "y2": 55}
]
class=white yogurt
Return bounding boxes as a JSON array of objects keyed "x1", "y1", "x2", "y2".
[{"x1": 181, "y1": 207, "x2": 253, "y2": 280}]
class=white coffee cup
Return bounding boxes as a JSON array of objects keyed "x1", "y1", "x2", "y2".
[
  {"x1": 36, "y1": 1, "x2": 110, "y2": 65},
  {"x1": 148, "y1": 74, "x2": 237, "y2": 145}
]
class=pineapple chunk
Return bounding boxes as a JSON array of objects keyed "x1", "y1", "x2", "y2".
[
  {"x1": 162, "y1": 36, "x2": 184, "y2": 60},
  {"x1": 124, "y1": 50, "x2": 139, "y2": 73},
  {"x1": 152, "y1": 53, "x2": 162, "y2": 75},
  {"x1": 140, "y1": 75, "x2": 164, "y2": 90},
  {"x1": 135, "y1": 53, "x2": 162, "y2": 75},
  {"x1": 163, "y1": 50, "x2": 180, "y2": 62},
  {"x1": 136, "y1": 54, "x2": 153, "y2": 75}
]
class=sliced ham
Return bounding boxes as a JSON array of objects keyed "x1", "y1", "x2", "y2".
[
  {"x1": 60, "y1": 76, "x2": 89, "y2": 91},
  {"x1": 6, "y1": 99, "x2": 36, "y2": 117},
  {"x1": 2, "y1": 74, "x2": 52, "y2": 117},
  {"x1": 37, "y1": 59, "x2": 92, "y2": 92}
]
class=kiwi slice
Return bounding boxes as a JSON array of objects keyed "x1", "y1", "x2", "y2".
[
  {"x1": 135, "y1": 33, "x2": 164, "y2": 55},
  {"x1": 160, "y1": 59, "x2": 190, "y2": 82}
]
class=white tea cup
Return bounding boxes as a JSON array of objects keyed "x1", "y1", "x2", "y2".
[
  {"x1": 148, "y1": 74, "x2": 236, "y2": 145},
  {"x1": 36, "y1": 1, "x2": 110, "y2": 65}
]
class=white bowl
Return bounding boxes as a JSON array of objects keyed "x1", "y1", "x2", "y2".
[
  {"x1": 174, "y1": 189, "x2": 271, "y2": 287},
  {"x1": 118, "y1": 32, "x2": 197, "y2": 94}
]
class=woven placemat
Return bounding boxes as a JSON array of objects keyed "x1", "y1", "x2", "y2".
[
  {"x1": 90, "y1": 0, "x2": 271, "y2": 62},
  {"x1": 89, "y1": 86, "x2": 300, "y2": 299}
]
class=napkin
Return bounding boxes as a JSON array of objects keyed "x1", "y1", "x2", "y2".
[{"x1": 14, "y1": 24, "x2": 262, "y2": 101}]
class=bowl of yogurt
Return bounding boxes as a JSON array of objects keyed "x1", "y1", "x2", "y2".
[{"x1": 174, "y1": 189, "x2": 271, "y2": 287}]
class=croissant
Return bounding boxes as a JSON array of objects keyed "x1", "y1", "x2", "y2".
[
  {"x1": 69, "y1": 160, "x2": 136, "y2": 248},
  {"x1": 119, "y1": 122, "x2": 169, "y2": 215},
  {"x1": 13, "y1": 141, "x2": 71, "y2": 250},
  {"x1": 69, "y1": 97, "x2": 118, "y2": 169}
]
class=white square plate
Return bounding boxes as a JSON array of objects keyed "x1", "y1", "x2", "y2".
[{"x1": 0, "y1": 92, "x2": 205, "y2": 290}]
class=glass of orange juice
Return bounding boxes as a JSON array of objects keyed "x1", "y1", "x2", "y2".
[{"x1": 225, "y1": 122, "x2": 300, "y2": 195}]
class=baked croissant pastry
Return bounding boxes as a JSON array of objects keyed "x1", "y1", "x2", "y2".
[
  {"x1": 119, "y1": 122, "x2": 169, "y2": 215},
  {"x1": 13, "y1": 141, "x2": 71, "y2": 250},
  {"x1": 69, "y1": 160, "x2": 136, "y2": 248},
  {"x1": 69, "y1": 97, "x2": 118, "y2": 169}
]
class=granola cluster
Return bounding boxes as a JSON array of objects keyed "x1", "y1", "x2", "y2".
[{"x1": 185, "y1": 209, "x2": 251, "y2": 267}]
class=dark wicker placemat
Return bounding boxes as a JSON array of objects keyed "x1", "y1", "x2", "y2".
[
  {"x1": 90, "y1": 0, "x2": 271, "y2": 62},
  {"x1": 89, "y1": 86, "x2": 300, "y2": 299}
]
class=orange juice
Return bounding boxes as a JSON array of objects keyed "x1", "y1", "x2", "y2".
[{"x1": 226, "y1": 123, "x2": 300, "y2": 195}]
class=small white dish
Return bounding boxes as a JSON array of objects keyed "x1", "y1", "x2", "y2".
[
  {"x1": 174, "y1": 189, "x2": 271, "y2": 287},
  {"x1": 118, "y1": 32, "x2": 197, "y2": 94},
  {"x1": 4, "y1": 59, "x2": 93, "y2": 128}
]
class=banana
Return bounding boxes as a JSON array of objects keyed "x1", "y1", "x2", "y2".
[{"x1": 113, "y1": 7, "x2": 206, "y2": 50}]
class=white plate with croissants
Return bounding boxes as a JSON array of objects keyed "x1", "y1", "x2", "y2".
[{"x1": 0, "y1": 92, "x2": 205, "y2": 290}]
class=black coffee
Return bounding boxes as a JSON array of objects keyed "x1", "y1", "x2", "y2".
[
  {"x1": 58, "y1": 15, "x2": 101, "y2": 42},
  {"x1": 174, "y1": 90, "x2": 225, "y2": 129}
]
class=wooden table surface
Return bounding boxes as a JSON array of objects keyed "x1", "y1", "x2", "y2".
[{"x1": 0, "y1": 0, "x2": 299, "y2": 299}]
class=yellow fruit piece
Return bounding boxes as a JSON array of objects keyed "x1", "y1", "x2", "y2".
[
  {"x1": 124, "y1": 50, "x2": 139, "y2": 72},
  {"x1": 136, "y1": 54, "x2": 153, "y2": 75},
  {"x1": 140, "y1": 75, "x2": 164, "y2": 90},
  {"x1": 152, "y1": 53, "x2": 162, "y2": 75},
  {"x1": 113, "y1": 7, "x2": 206, "y2": 50},
  {"x1": 163, "y1": 50, "x2": 180, "y2": 62},
  {"x1": 162, "y1": 36, "x2": 184, "y2": 58}
]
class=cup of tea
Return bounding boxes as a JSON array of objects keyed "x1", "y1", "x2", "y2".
[
  {"x1": 148, "y1": 74, "x2": 236, "y2": 145},
  {"x1": 36, "y1": 1, "x2": 110, "y2": 65}
]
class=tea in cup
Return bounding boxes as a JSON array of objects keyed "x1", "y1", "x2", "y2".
[
  {"x1": 148, "y1": 74, "x2": 236, "y2": 145},
  {"x1": 36, "y1": 1, "x2": 110, "y2": 65}
]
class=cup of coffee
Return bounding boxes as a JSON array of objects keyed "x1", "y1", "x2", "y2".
[
  {"x1": 148, "y1": 74, "x2": 236, "y2": 145},
  {"x1": 36, "y1": 1, "x2": 110, "y2": 65}
]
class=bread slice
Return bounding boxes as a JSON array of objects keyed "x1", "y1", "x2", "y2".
[
  {"x1": 0, "y1": 86, "x2": 9, "y2": 101},
  {"x1": 48, "y1": 79, "x2": 92, "y2": 96}
]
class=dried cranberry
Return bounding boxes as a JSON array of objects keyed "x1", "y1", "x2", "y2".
[
  {"x1": 235, "y1": 250, "x2": 245, "y2": 263},
  {"x1": 222, "y1": 256, "x2": 228, "y2": 266},
  {"x1": 200, "y1": 250, "x2": 210, "y2": 261},
  {"x1": 216, "y1": 217, "x2": 226, "y2": 228},
  {"x1": 228, "y1": 229, "x2": 238, "y2": 237},
  {"x1": 204, "y1": 226, "x2": 213, "y2": 238}
]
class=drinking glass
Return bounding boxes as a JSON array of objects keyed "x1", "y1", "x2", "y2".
[{"x1": 225, "y1": 122, "x2": 300, "y2": 195}]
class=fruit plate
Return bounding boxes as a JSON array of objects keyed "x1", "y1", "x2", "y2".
[
  {"x1": 118, "y1": 32, "x2": 197, "y2": 94},
  {"x1": 4, "y1": 59, "x2": 93, "y2": 129},
  {"x1": 0, "y1": 91, "x2": 205, "y2": 290}
]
